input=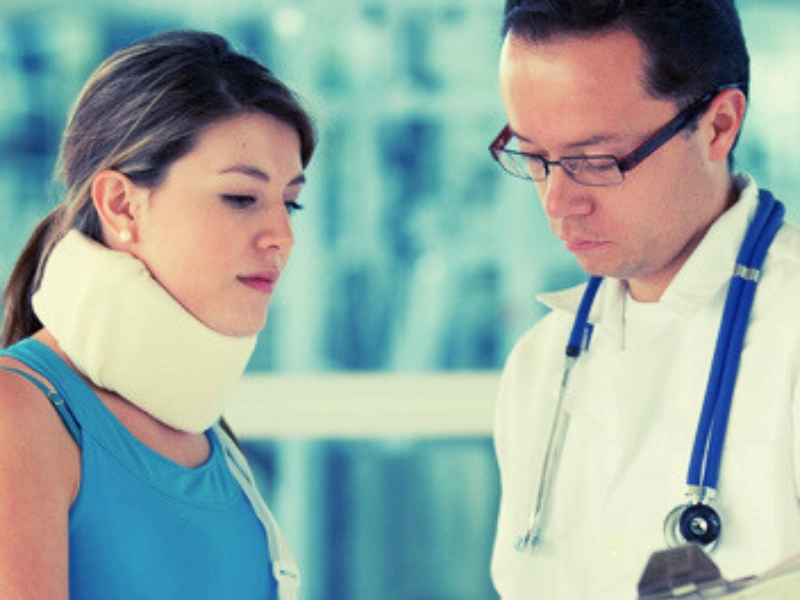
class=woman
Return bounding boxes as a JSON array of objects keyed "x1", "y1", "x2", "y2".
[{"x1": 0, "y1": 30, "x2": 314, "y2": 599}]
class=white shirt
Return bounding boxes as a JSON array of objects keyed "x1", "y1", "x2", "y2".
[{"x1": 491, "y1": 174, "x2": 800, "y2": 599}]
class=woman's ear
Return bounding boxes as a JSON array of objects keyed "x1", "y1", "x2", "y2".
[
  {"x1": 91, "y1": 170, "x2": 142, "y2": 246},
  {"x1": 706, "y1": 88, "x2": 747, "y2": 163}
]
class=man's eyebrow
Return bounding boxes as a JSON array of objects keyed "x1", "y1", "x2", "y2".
[
  {"x1": 220, "y1": 164, "x2": 306, "y2": 186},
  {"x1": 508, "y1": 126, "x2": 533, "y2": 144},
  {"x1": 508, "y1": 127, "x2": 623, "y2": 151},
  {"x1": 563, "y1": 134, "x2": 623, "y2": 150}
]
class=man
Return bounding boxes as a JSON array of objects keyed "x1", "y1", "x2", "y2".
[{"x1": 489, "y1": 1, "x2": 800, "y2": 598}]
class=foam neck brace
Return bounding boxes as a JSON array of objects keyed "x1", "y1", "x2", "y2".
[{"x1": 32, "y1": 230, "x2": 257, "y2": 433}]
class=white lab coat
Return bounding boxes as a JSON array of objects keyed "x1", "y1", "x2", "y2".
[{"x1": 491, "y1": 174, "x2": 800, "y2": 599}]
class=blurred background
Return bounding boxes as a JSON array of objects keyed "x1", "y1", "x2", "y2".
[{"x1": 0, "y1": 1, "x2": 798, "y2": 598}]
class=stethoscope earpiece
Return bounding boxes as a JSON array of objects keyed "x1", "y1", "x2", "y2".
[{"x1": 663, "y1": 501, "x2": 721, "y2": 553}]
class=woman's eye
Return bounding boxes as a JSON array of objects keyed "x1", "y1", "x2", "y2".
[
  {"x1": 222, "y1": 194, "x2": 257, "y2": 208},
  {"x1": 285, "y1": 200, "x2": 304, "y2": 215}
]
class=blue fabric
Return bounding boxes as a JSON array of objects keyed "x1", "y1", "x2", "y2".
[{"x1": 0, "y1": 339, "x2": 278, "y2": 600}]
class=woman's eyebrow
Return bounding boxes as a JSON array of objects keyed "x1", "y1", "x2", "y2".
[
  {"x1": 219, "y1": 164, "x2": 270, "y2": 181},
  {"x1": 288, "y1": 173, "x2": 306, "y2": 186},
  {"x1": 219, "y1": 165, "x2": 306, "y2": 186}
]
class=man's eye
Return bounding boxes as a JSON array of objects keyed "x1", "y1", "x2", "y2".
[{"x1": 584, "y1": 158, "x2": 618, "y2": 172}]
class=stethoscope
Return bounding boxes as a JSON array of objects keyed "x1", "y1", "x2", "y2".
[{"x1": 515, "y1": 190, "x2": 785, "y2": 555}]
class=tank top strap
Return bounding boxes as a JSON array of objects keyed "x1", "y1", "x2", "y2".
[
  {"x1": 214, "y1": 424, "x2": 301, "y2": 598},
  {"x1": 0, "y1": 365, "x2": 82, "y2": 443}
]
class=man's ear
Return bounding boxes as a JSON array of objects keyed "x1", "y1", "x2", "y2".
[
  {"x1": 91, "y1": 170, "x2": 142, "y2": 245},
  {"x1": 705, "y1": 87, "x2": 747, "y2": 163}
]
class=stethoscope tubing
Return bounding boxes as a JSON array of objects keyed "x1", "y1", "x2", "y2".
[
  {"x1": 687, "y1": 192, "x2": 784, "y2": 491},
  {"x1": 517, "y1": 275, "x2": 602, "y2": 550},
  {"x1": 567, "y1": 275, "x2": 603, "y2": 358}
]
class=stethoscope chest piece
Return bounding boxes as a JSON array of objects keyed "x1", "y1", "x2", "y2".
[{"x1": 663, "y1": 501, "x2": 722, "y2": 553}]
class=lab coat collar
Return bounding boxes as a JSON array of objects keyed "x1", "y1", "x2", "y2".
[
  {"x1": 538, "y1": 173, "x2": 760, "y2": 330},
  {"x1": 659, "y1": 172, "x2": 758, "y2": 313}
]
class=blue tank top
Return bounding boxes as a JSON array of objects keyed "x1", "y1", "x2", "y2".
[{"x1": 0, "y1": 339, "x2": 278, "y2": 600}]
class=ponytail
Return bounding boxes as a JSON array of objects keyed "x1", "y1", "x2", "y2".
[{"x1": 1, "y1": 208, "x2": 66, "y2": 348}]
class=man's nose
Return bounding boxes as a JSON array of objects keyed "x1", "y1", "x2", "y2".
[{"x1": 538, "y1": 166, "x2": 593, "y2": 220}]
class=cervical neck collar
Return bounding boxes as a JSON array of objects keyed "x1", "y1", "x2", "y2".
[{"x1": 32, "y1": 230, "x2": 257, "y2": 433}]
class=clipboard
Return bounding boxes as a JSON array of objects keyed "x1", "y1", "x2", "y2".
[{"x1": 637, "y1": 545, "x2": 800, "y2": 599}]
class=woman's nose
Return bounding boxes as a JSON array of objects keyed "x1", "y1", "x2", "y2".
[{"x1": 255, "y1": 204, "x2": 294, "y2": 253}]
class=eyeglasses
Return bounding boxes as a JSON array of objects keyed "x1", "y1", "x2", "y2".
[{"x1": 489, "y1": 85, "x2": 738, "y2": 187}]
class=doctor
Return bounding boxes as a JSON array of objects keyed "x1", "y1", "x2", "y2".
[{"x1": 489, "y1": 1, "x2": 800, "y2": 598}]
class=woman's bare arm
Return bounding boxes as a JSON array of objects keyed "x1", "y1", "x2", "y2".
[{"x1": 0, "y1": 366, "x2": 79, "y2": 600}]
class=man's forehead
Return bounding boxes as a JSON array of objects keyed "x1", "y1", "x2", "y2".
[{"x1": 499, "y1": 29, "x2": 664, "y2": 141}]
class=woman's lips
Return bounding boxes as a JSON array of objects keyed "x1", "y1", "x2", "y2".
[{"x1": 238, "y1": 271, "x2": 279, "y2": 294}]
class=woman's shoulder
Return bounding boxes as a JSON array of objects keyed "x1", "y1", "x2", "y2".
[
  {"x1": 0, "y1": 353, "x2": 57, "y2": 425},
  {"x1": 0, "y1": 351, "x2": 80, "y2": 496},
  {"x1": 0, "y1": 335, "x2": 74, "y2": 436},
  {"x1": 0, "y1": 353, "x2": 78, "y2": 597}
]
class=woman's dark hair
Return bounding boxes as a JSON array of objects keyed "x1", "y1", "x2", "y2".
[
  {"x1": 1, "y1": 30, "x2": 316, "y2": 347},
  {"x1": 502, "y1": 0, "x2": 749, "y2": 106}
]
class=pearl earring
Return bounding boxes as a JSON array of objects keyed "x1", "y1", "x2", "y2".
[{"x1": 119, "y1": 229, "x2": 132, "y2": 243}]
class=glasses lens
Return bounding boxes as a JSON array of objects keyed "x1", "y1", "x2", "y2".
[
  {"x1": 496, "y1": 150, "x2": 547, "y2": 180},
  {"x1": 564, "y1": 156, "x2": 624, "y2": 186}
]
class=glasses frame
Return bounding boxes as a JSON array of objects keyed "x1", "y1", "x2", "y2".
[{"x1": 489, "y1": 84, "x2": 741, "y2": 187}]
